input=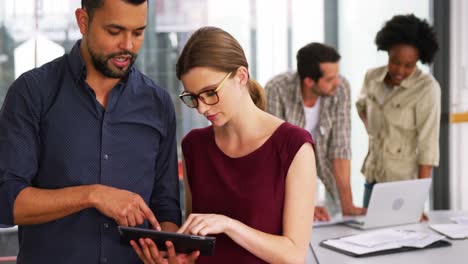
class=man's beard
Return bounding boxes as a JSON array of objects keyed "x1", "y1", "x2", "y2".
[
  {"x1": 311, "y1": 84, "x2": 335, "y2": 97},
  {"x1": 87, "y1": 46, "x2": 137, "y2": 78}
]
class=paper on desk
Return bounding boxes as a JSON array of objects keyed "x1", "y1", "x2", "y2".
[
  {"x1": 323, "y1": 239, "x2": 400, "y2": 255},
  {"x1": 430, "y1": 224, "x2": 468, "y2": 239},
  {"x1": 399, "y1": 233, "x2": 445, "y2": 248},
  {"x1": 323, "y1": 229, "x2": 445, "y2": 255},
  {"x1": 450, "y1": 216, "x2": 468, "y2": 225},
  {"x1": 340, "y1": 229, "x2": 422, "y2": 248}
]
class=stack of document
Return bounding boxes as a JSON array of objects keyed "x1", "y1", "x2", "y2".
[
  {"x1": 450, "y1": 216, "x2": 468, "y2": 225},
  {"x1": 429, "y1": 216, "x2": 468, "y2": 239},
  {"x1": 322, "y1": 229, "x2": 445, "y2": 256}
]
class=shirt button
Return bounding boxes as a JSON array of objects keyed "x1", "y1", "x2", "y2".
[
  {"x1": 101, "y1": 257, "x2": 108, "y2": 263},
  {"x1": 103, "y1": 223, "x2": 109, "y2": 228},
  {"x1": 103, "y1": 154, "x2": 109, "y2": 160}
]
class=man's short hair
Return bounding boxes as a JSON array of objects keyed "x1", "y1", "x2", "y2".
[
  {"x1": 81, "y1": 0, "x2": 147, "y2": 20},
  {"x1": 296, "y1": 43, "x2": 341, "y2": 82}
]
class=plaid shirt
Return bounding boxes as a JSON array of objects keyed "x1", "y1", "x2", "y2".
[{"x1": 265, "y1": 71, "x2": 351, "y2": 200}]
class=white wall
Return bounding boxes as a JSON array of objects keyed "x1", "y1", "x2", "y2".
[
  {"x1": 14, "y1": 35, "x2": 65, "y2": 78},
  {"x1": 290, "y1": 0, "x2": 324, "y2": 72},
  {"x1": 255, "y1": 0, "x2": 324, "y2": 85},
  {"x1": 158, "y1": 0, "x2": 324, "y2": 86},
  {"x1": 338, "y1": 0, "x2": 430, "y2": 206},
  {"x1": 255, "y1": 0, "x2": 289, "y2": 85},
  {"x1": 449, "y1": 0, "x2": 468, "y2": 210},
  {"x1": 206, "y1": 0, "x2": 252, "y2": 61}
]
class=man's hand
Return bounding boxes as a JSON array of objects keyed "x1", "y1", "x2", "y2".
[
  {"x1": 314, "y1": 206, "x2": 330, "y2": 221},
  {"x1": 89, "y1": 185, "x2": 160, "y2": 229},
  {"x1": 131, "y1": 239, "x2": 199, "y2": 264},
  {"x1": 420, "y1": 212, "x2": 429, "y2": 222},
  {"x1": 342, "y1": 204, "x2": 367, "y2": 216}
]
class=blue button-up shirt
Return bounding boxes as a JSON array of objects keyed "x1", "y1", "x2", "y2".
[{"x1": 0, "y1": 41, "x2": 181, "y2": 263}]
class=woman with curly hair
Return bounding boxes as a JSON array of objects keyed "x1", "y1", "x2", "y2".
[{"x1": 356, "y1": 14, "x2": 441, "y2": 208}]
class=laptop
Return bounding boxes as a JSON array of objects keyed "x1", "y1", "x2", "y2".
[{"x1": 345, "y1": 178, "x2": 432, "y2": 230}]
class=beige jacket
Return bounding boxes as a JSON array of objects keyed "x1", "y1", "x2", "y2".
[{"x1": 356, "y1": 66, "x2": 441, "y2": 183}]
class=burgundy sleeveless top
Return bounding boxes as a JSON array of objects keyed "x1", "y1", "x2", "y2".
[{"x1": 181, "y1": 122, "x2": 313, "y2": 264}]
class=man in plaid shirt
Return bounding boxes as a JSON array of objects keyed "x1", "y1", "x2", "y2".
[{"x1": 265, "y1": 43, "x2": 365, "y2": 220}]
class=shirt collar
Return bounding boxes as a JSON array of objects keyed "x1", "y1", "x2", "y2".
[
  {"x1": 68, "y1": 40, "x2": 87, "y2": 82},
  {"x1": 294, "y1": 73, "x2": 303, "y2": 105},
  {"x1": 376, "y1": 65, "x2": 422, "y2": 89}
]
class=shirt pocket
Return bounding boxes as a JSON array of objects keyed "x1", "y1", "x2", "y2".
[
  {"x1": 366, "y1": 95, "x2": 382, "y2": 136},
  {"x1": 384, "y1": 141, "x2": 403, "y2": 156},
  {"x1": 382, "y1": 138, "x2": 418, "y2": 182},
  {"x1": 385, "y1": 102, "x2": 416, "y2": 130},
  {"x1": 316, "y1": 120, "x2": 331, "y2": 144},
  {"x1": 382, "y1": 154, "x2": 418, "y2": 181}
]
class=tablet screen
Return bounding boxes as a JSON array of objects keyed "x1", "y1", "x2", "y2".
[{"x1": 118, "y1": 226, "x2": 216, "y2": 256}]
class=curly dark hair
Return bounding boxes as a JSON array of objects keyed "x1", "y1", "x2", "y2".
[{"x1": 375, "y1": 14, "x2": 439, "y2": 64}]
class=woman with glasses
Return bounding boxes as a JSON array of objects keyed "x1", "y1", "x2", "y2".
[{"x1": 132, "y1": 26, "x2": 317, "y2": 264}]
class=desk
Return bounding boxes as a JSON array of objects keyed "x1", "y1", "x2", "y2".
[
  {"x1": 0, "y1": 226, "x2": 17, "y2": 264},
  {"x1": 305, "y1": 211, "x2": 468, "y2": 263}
]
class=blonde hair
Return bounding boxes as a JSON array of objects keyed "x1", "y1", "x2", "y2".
[{"x1": 176, "y1": 27, "x2": 266, "y2": 110}]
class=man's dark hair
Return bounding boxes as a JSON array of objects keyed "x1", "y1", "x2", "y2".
[
  {"x1": 296, "y1": 43, "x2": 341, "y2": 82},
  {"x1": 375, "y1": 14, "x2": 439, "y2": 64},
  {"x1": 81, "y1": 0, "x2": 147, "y2": 20}
]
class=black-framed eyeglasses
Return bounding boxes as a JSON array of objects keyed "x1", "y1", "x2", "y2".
[{"x1": 179, "y1": 72, "x2": 232, "y2": 108}]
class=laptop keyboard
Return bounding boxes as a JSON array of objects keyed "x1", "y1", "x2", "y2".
[{"x1": 348, "y1": 216, "x2": 366, "y2": 225}]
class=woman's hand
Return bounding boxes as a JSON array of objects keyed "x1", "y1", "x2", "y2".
[
  {"x1": 130, "y1": 238, "x2": 199, "y2": 264},
  {"x1": 178, "y1": 214, "x2": 233, "y2": 236}
]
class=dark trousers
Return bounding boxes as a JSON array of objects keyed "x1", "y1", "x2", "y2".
[{"x1": 363, "y1": 181, "x2": 376, "y2": 208}]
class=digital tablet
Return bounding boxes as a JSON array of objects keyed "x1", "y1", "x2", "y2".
[{"x1": 118, "y1": 226, "x2": 216, "y2": 256}]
